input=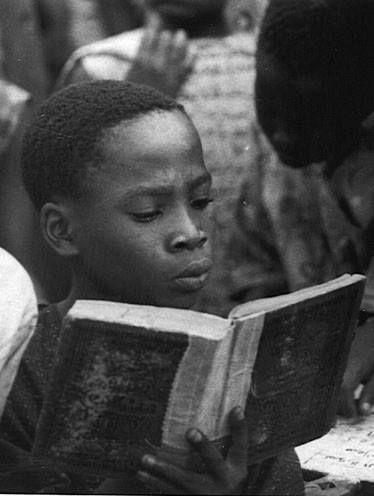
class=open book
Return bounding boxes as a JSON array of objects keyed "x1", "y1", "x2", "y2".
[
  {"x1": 296, "y1": 412, "x2": 374, "y2": 484},
  {"x1": 33, "y1": 274, "x2": 365, "y2": 477}
]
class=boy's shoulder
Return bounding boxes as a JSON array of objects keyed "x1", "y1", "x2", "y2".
[
  {"x1": 34, "y1": 304, "x2": 62, "y2": 352},
  {"x1": 17, "y1": 304, "x2": 62, "y2": 383}
]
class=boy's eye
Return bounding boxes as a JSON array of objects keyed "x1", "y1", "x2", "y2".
[
  {"x1": 130, "y1": 210, "x2": 162, "y2": 222},
  {"x1": 190, "y1": 197, "x2": 214, "y2": 210}
]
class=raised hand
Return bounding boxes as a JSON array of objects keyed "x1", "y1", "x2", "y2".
[{"x1": 125, "y1": 13, "x2": 195, "y2": 98}]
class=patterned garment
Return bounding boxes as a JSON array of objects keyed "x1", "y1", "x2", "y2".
[
  {"x1": 58, "y1": 29, "x2": 257, "y2": 317},
  {"x1": 0, "y1": 249, "x2": 37, "y2": 417},
  {"x1": 231, "y1": 122, "x2": 374, "y2": 307},
  {"x1": 0, "y1": 305, "x2": 305, "y2": 494}
]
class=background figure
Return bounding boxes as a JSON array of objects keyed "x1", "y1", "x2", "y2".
[
  {"x1": 0, "y1": 0, "x2": 71, "y2": 303},
  {"x1": 249, "y1": 0, "x2": 374, "y2": 417},
  {"x1": 67, "y1": 0, "x2": 144, "y2": 52},
  {"x1": 36, "y1": 0, "x2": 74, "y2": 86},
  {"x1": 58, "y1": 0, "x2": 260, "y2": 317}
]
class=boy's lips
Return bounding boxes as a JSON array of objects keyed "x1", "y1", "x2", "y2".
[{"x1": 173, "y1": 258, "x2": 213, "y2": 292}]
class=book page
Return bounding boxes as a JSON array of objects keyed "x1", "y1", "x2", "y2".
[{"x1": 296, "y1": 414, "x2": 374, "y2": 482}]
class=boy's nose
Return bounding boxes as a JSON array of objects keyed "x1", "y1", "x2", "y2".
[{"x1": 167, "y1": 216, "x2": 208, "y2": 252}]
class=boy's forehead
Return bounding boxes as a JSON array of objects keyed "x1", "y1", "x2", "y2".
[
  {"x1": 100, "y1": 111, "x2": 202, "y2": 161},
  {"x1": 93, "y1": 111, "x2": 209, "y2": 190}
]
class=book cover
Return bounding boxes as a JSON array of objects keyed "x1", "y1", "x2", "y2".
[{"x1": 33, "y1": 274, "x2": 365, "y2": 477}]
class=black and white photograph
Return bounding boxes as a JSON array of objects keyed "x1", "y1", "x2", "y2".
[{"x1": 0, "y1": 1, "x2": 373, "y2": 494}]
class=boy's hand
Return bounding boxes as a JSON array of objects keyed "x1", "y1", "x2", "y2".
[
  {"x1": 125, "y1": 13, "x2": 195, "y2": 98},
  {"x1": 338, "y1": 319, "x2": 374, "y2": 417},
  {"x1": 137, "y1": 407, "x2": 248, "y2": 494}
]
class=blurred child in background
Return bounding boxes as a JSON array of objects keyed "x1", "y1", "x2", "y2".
[{"x1": 243, "y1": 0, "x2": 374, "y2": 418}]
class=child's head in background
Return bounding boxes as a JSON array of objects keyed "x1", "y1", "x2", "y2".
[
  {"x1": 144, "y1": 0, "x2": 226, "y2": 22},
  {"x1": 22, "y1": 81, "x2": 213, "y2": 310},
  {"x1": 142, "y1": 0, "x2": 227, "y2": 34},
  {"x1": 255, "y1": 0, "x2": 374, "y2": 169}
]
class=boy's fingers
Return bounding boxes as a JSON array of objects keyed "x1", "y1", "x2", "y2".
[
  {"x1": 158, "y1": 30, "x2": 173, "y2": 61},
  {"x1": 137, "y1": 26, "x2": 154, "y2": 56},
  {"x1": 337, "y1": 359, "x2": 362, "y2": 418},
  {"x1": 358, "y1": 372, "x2": 374, "y2": 415},
  {"x1": 140, "y1": 455, "x2": 200, "y2": 493},
  {"x1": 185, "y1": 48, "x2": 197, "y2": 71},
  {"x1": 186, "y1": 428, "x2": 225, "y2": 478},
  {"x1": 338, "y1": 384, "x2": 358, "y2": 418},
  {"x1": 227, "y1": 407, "x2": 248, "y2": 466},
  {"x1": 145, "y1": 11, "x2": 163, "y2": 33},
  {"x1": 141, "y1": 14, "x2": 164, "y2": 54},
  {"x1": 137, "y1": 470, "x2": 182, "y2": 494},
  {"x1": 170, "y1": 29, "x2": 188, "y2": 63}
]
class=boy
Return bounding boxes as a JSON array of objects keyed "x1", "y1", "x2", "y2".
[
  {"x1": 0, "y1": 81, "x2": 304, "y2": 494},
  {"x1": 240, "y1": 0, "x2": 374, "y2": 417},
  {"x1": 57, "y1": 0, "x2": 257, "y2": 317}
]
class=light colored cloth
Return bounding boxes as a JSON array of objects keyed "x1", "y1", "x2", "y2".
[
  {"x1": 0, "y1": 248, "x2": 37, "y2": 416},
  {"x1": 0, "y1": 80, "x2": 29, "y2": 155},
  {"x1": 59, "y1": 29, "x2": 257, "y2": 316}
]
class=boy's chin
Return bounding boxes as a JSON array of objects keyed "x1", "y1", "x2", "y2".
[{"x1": 155, "y1": 291, "x2": 202, "y2": 311}]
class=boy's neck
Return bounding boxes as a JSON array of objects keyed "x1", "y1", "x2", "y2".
[
  {"x1": 147, "y1": 10, "x2": 228, "y2": 38},
  {"x1": 56, "y1": 274, "x2": 109, "y2": 319}
]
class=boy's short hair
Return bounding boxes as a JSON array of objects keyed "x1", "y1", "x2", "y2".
[
  {"x1": 22, "y1": 81, "x2": 184, "y2": 211},
  {"x1": 258, "y1": 0, "x2": 374, "y2": 79}
]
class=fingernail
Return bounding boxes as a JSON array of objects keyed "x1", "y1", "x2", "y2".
[
  {"x1": 141, "y1": 454, "x2": 155, "y2": 466},
  {"x1": 188, "y1": 429, "x2": 202, "y2": 443},
  {"x1": 137, "y1": 470, "x2": 150, "y2": 481}
]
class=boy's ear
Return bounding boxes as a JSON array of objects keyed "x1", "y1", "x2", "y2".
[{"x1": 40, "y1": 202, "x2": 79, "y2": 257}]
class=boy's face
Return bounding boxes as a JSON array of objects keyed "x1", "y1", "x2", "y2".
[
  {"x1": 69, "y1": 110, "x2": 213, "y2": 309},
  {"x1": 255, "y1": 49, "x2": 356, "y2": 168},
  {"x1": 145, "y1": 0, "x2": 226, "y2": 21}
]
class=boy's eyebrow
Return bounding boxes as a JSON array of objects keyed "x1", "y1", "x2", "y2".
[
  {"x1": 187, "y1": 172, "x2": 212, "y2": 190},
  {"x1": 124, "y1": 172, "x2": 212, "y2": 200}
]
